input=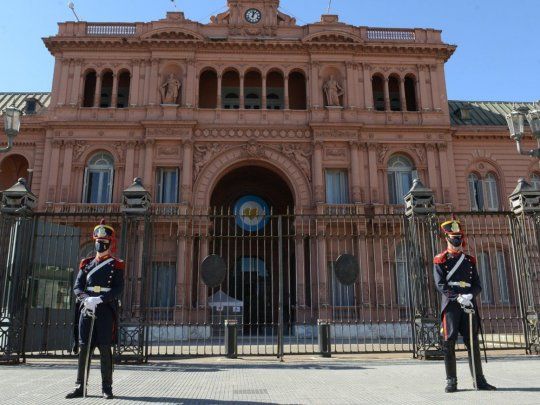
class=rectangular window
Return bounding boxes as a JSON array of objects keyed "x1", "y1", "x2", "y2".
[
  {"x1": 477, "y1": 253, "x2": 494, "y2": 304},
  {"x1": 496, "y1": 252, "x2": 510, "y2": 304},
  {"x1": 156, "y1": 168, "x2": 179, "y2": 203},
  {"x1": 325, "y1": 169, "x2": 350, "y2": 204},
  {"x1": 150, "y1": 262, "x2": 176, "y2": 308},
  {"x1": 329, "y1": 261, "x2": 354, "y2": 307}
]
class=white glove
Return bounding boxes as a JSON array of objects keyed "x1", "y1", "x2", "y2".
[
  {"x1": 457, "y1": 294, "x2": 473, "y2": 307},
  {"x1": 83, "y1": 296, "x2": 103, "y2": 312}
]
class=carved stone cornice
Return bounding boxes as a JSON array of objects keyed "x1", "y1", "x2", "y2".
[{"x1": 193, "y1": 127, "x2": 310, "y2": 139}]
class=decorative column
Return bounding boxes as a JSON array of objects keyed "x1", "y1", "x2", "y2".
[
  {"x1": 48, "y1": 140, "x2": 63, "y2": 202},
  {"x1": 312, "y1": 141, "x2": 324, "y2": 203},
  {"x1": 148, "y1": 59, "x2": 160, "y2": 105},
  {"x1": 383, "y1": 77, "x2": 390, "y2": 111},
  {"x1": 239, "y1": 74, "x2": 245, "y2": 109},
  {"x1": 349, "y1": 141, "x2": 362, "y2": 203},
  {"x1": 363, "y1": 64, "x2": 373, "y2": 110},
  {"x1": 262, "y1": 74, "x2": 267, "y2": 109},
  {"x1": 437, "y1": 142, "x2": 451, "y2": 204},
  {"x1": 58, "y1": 59, "x2": 71, "y2": 106},
  {"x1": 124, "y1": 141, "x2": 137, "y2": 189},
  {"x1": 143, "y1": 139, "x2": 155, "y2": 187},
  {"x1": 181, "y1": 140, "x2": 193, "y2": 203},
  {"x1": 185, "y1": 58, "x2": 196, "y2": 108},
  {"x1": 217, "y1": 73, "x2": 223, "y2": 109},
  {"x1": 284, "y1": 74, "x2": 290, "y2": 109},
  {"x1": 425, "y1": 143, "x2": 438, "y2": 199},
  {"x1": 111, "y1": 73, "x2": 119, "y2": 108},
  {"x1": 310, "y1": 62, "x2": 321, "y2": 108},
  {"x1": 93, "y1": 72, "x2": 102, "y2": 108},
  {"x1": 70, "y1": 59, "x2": 83, "y2": 106},
  {"x1": 60, "y1": 140, "x2": 74, "y2": 202},
  {"x1": 143, "y1": 60, "x2": 152, "y2": 105},
  {"x1": 345, "y1": 62, "x2": 356, "y2": 108},
  {"x1": 130, "y1": 60, "x2": 140, "y2": 107},
  {"x1": 417, "y1": 65, "x2": 430, "y2": 111},
  {"x1": 399, "y1": 78, "x2": 407, "y2": 112},
  {"x1": 429, "y1": 64, "x2": 440, "y2": 111},
  {"x1": 367, "y1": 143, "x2": 379, "y2": 203}
]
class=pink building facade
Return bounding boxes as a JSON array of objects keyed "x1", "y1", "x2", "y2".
[{"x1": 1, "y1": 0, "x2": 539, "y2": 357}]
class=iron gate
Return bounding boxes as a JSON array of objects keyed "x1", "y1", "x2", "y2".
[{"x1": 0, "y1": 207, "x2": 539, "y2": 363}]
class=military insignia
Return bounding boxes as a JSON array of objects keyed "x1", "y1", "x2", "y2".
[
  {"x1": 96, "y1": 226, "x2": 108, "y2": 238},
  {"x1": 451, "y1": 221, "x2": 460, "y2": 233}
]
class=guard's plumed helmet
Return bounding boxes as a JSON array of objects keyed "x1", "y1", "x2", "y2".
[
  {"x1": 440, "y1": 219, "x2": 463, "y2": 236},
  {"x1": 93, "y1": 219, "x2": 115, "y2": 241}
]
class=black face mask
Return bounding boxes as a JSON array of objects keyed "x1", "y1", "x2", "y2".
[
  {"x1": 95, "y1": 240, "x2": 110, "y2": 253},
  {"x1": 447, "y1": 235, "x2": 463, "y2": 248}
]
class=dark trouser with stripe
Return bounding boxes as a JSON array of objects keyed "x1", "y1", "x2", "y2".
[{"x1": 441, "y1": 301, "x2": 484, "y2": 385}]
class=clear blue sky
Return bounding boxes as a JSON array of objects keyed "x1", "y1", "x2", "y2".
[{"x1": 0, "y1": 0, "x2": 538, "y2": 101}]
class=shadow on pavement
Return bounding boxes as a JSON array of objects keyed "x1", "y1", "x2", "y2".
[
  {"x1": 114, "y1": 397, "x2": 279, "y2": 404},
  {"x1": 495, "y1": 388, "x2": 540, "y2": 392},
  {"x1": 20, "y1": 362, "x2": 369, "y2": 372}
]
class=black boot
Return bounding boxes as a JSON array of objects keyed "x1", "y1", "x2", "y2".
[
  {"x1": 100, "y1": 345, "x2": 114, "y2": 399},
  {"x1": 65, "y1": 385, "x2": 84, "y2": 399},
  {"x1": 467, "y1": 339, "x2": 497, "y2": 391},
  {"x1": 443, "y1": 340, "x2": 458, "y2": 393},
  {"x1": 66, "y1": 345, "x2": 90, "y2": 398}
]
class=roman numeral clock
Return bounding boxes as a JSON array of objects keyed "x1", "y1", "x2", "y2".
[{"x1": 245, "y1": 8, "x2": 262, "y2": 24}]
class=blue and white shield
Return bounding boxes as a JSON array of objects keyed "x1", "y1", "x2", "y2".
[{"x1": 234, "y1": 195, "x2": 270, "y2": 232}]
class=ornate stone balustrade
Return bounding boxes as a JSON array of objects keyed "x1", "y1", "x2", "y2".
[
  {"x1": 86, "y1": 24, "x2": 137, "y2": 36},
  {"x1": 366, "y1": 28, "x2": 416, "y2": 41}
]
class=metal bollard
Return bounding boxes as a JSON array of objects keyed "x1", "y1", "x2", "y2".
[
  {"x1": 224, "y1": 319, "x2": 238, "y2": 359},
  {"x1": 318, "y1": 319, "x2": 331, "y2": 358}
]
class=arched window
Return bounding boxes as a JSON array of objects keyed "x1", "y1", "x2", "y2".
[
  {"x1": 468, "y1": 172, "x2": 500, "y2": 211},
  {"x1": 388, "y1": 75, "x2": 401, "y2": 111},
  {"x1": 198, "y1": 69, "x2": 218, "y2": 109},
  {"x1": 222, "y1": 70, "x2": 240, "y2": 109},
  {"x1": 388, "y1": 155, "x2": 415, "y2": 204},
  {"x1": 288, "y1": 71, "x2": 307, "y2": 110},
  {"x1": 0, "y1": 154, "x2": 29, "y2": 190},
  {"x1": 372, "y1": 75, "x2": 385, "y2": 111},
  {"x1": 116, "y1": 71, "x2": 131, "y2": 108},
  {"x1": 244, "y1": 70, "x2": 262, "y2": 109},
  {"x1": 83, "y1": 70, "x2": 97, "y2": 107},
  {"x1": 404, "y1": 75, "x2": 418, "y2": 111},
  {"x1": 531, "y1": 172, "x2": 540, "y2": 190},
  {"x1": 83, "y1": 152, "x2": 114, "y2": 203},
  {"x1": 395, "y1": 244, "x2": 408, "y2": 306},
  {"x1": 267, "y1": 71, "x2": 284, "y2": 110},
  {"x1": 99, "y1": 71, "x2": 114, "y2": 108}
]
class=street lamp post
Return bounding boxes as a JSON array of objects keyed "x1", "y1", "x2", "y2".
[
  {"x1": 505, "y1": 103, "x2": 540, "y2": 158},
  {"x1": 1, "y1": 105, "x2": 22, "y2": 153}
]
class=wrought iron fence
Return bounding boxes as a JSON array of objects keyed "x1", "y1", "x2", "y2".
[{"x1": 0, "y1": 207, "x2": 539, "y2": 363}]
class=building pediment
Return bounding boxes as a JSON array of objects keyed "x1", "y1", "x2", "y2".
[
  {"x1": 141, "y1": 27, "x2": 205, "y2": 42},
  {"x1": 303, "y1": 30, "x2": 363, "y2": 44}
]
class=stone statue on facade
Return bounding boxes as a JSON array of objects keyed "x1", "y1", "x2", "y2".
[
  {"x1": 160, "y1": 74, "x2": 181, "y2": 104},
  {"x1": 282, "y1": 145, "x2": 312, "y2": 180},
  {"x1": 323, "y1": 75, "x2": 344, "y2": 107},
  {"x1": 194, "y1": 143, "x2": 222, "y2": 177}
]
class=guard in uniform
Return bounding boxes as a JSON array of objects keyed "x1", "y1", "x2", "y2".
[
  {"x1": 66, "y1": 220, "x2": 124, "y2": 399},
  {"x1": 433, "y1": 219, "x2": 496, "y2": 393}
]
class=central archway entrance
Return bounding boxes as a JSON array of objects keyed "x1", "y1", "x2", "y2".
[{"x1": 209, "y1": 165, "x2": 295, "y2": 335}]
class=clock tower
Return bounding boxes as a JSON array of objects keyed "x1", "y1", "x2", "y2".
[{"x1": 211, "y1": 0, "x2": 296, "y2": 36}]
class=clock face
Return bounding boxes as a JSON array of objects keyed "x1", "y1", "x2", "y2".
[{"x1": 245, "y1": 8, "x2": 262, "y2": 24}]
